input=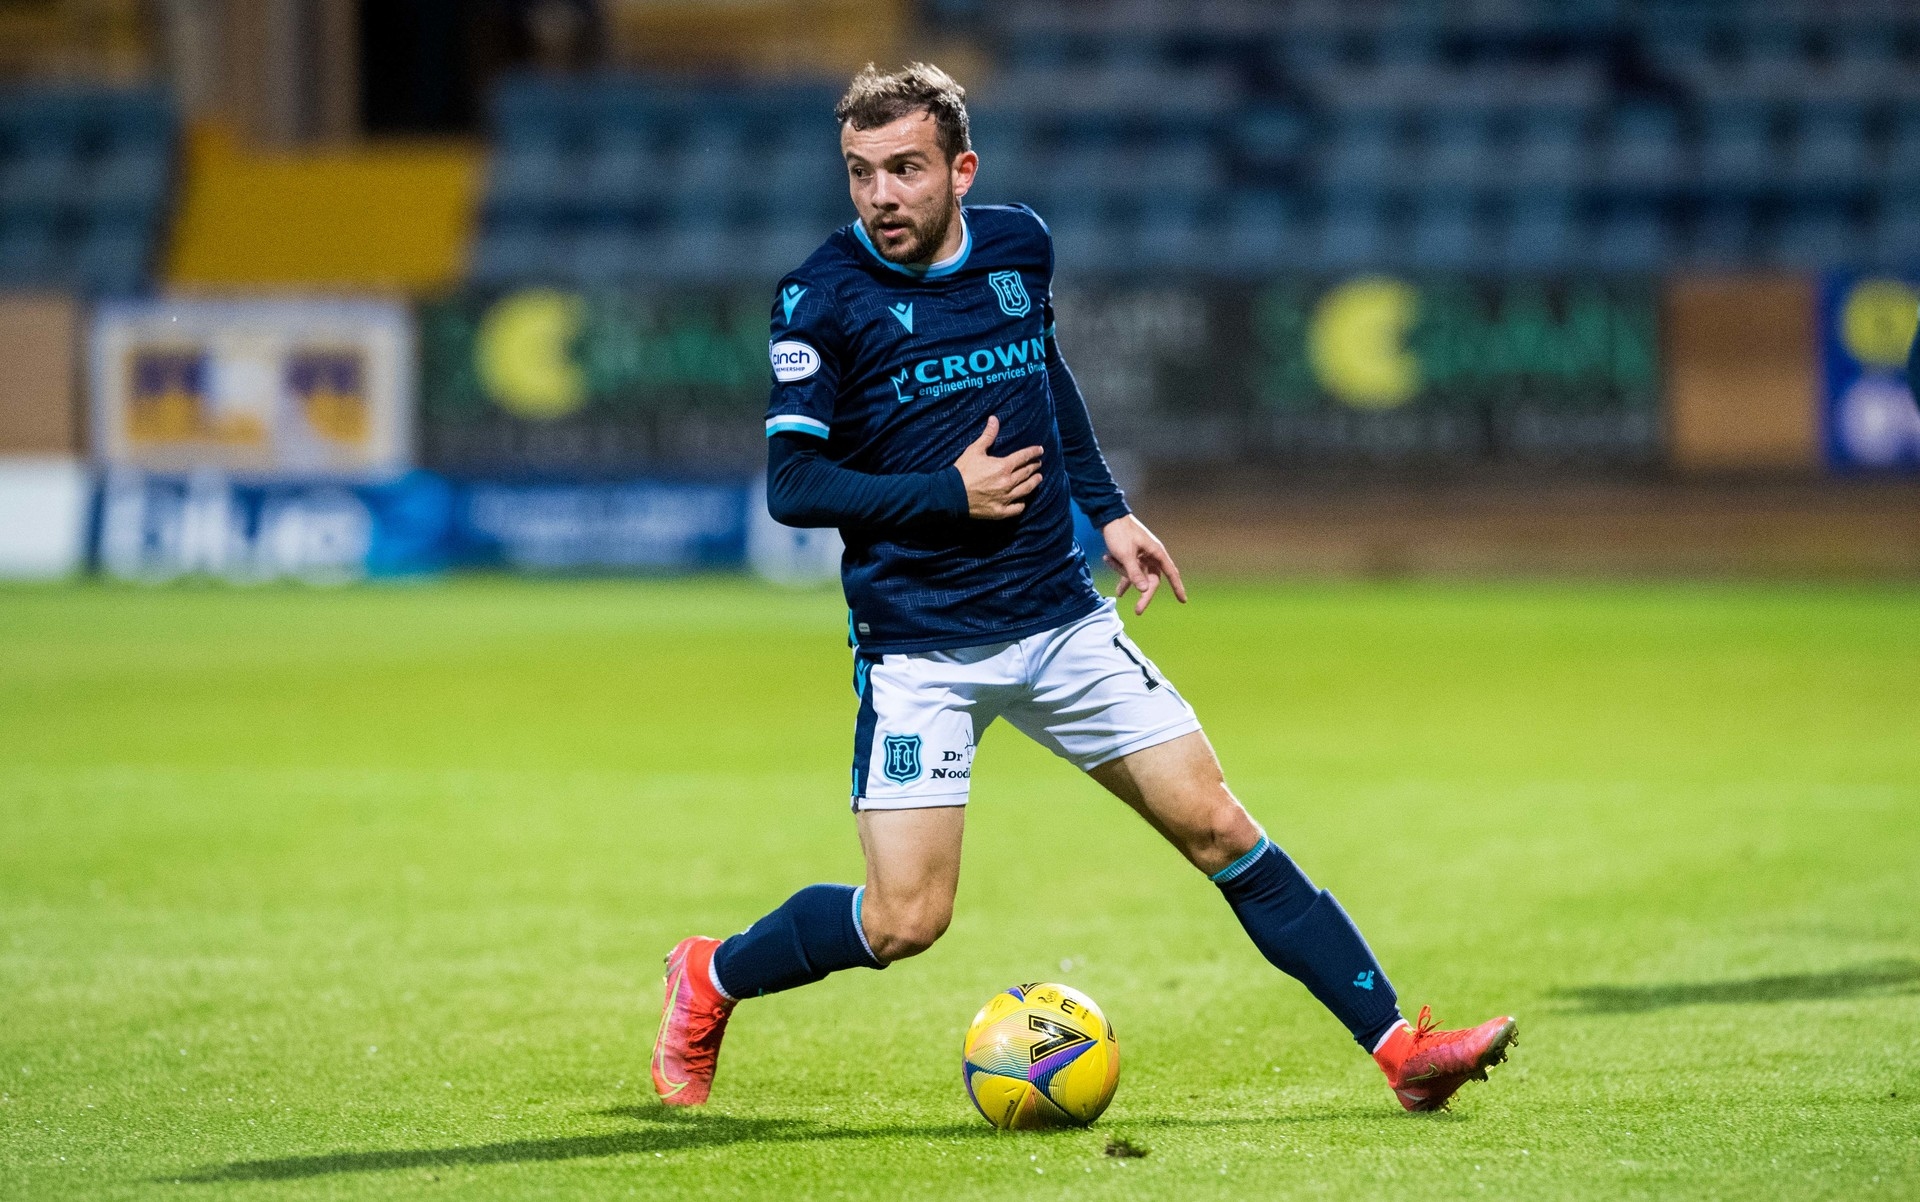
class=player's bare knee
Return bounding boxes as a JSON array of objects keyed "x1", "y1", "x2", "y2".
[
  {"x1": 1191, "y1": 796, "x2": 1261, "y2": 876},
  {"x1": 864, "y1": 898, "x2": 951, "y2": 963}
]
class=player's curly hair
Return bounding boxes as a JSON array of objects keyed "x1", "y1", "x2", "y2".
[{"x1": 835, "y1": 62, "x2": 972, "y2": 163}]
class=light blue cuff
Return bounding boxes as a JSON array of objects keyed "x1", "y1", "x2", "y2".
[
  {"x1": 852, "y1": 885, "x2": 877, "y2": 963},
  {"x1": 1209, "y1": 836, "x2": 1271, "y2": 884},
  {"x1": 766, "y1": 415, "x2": 829, "y2": 438}
]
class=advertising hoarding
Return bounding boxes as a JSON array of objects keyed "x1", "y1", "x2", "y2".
[
  {"x1": 417, "y1": 277, "x2": 1661, "y2": 483},
  {"x1": 1819, "y1": 274, "x2": 1920, "y2": 472},
  {"x1": 451, "y1": 478, "x2": 749, "y2": 572},
  {"x1": 418, "y1": 287, "x2": 767, "y2": 475},
  {"x1": 1056, "y1": 276, "x2": 1661, "y2": 471},
  {"x1": 94, "y1": 470, "x2": 453, "y2": 582},
  {"x1": 89, "y1": 299, "x2": 414, "y2": 478}
]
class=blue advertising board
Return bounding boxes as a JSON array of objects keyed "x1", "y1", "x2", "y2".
[
  {"x1": 94, "y1": 470, "x2": 454, "y2": 582},
  {"x1": 92, "y1": 472, "x2": 756, "y2": 579},
  {"x1": 1820, "y1": 274, "x2": 1920, "y2": 472},
  {"x1": 450, "y1": 479, "x2": 749, "y2": 572}
]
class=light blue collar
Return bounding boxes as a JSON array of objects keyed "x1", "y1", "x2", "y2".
[{"x1": 851, "y1": 211, "x2": 971, "y2": 279}]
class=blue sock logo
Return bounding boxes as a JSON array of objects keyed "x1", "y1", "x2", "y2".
[{"x1": 1353, "y1": 971, "x2": 1375, "y2": 991}]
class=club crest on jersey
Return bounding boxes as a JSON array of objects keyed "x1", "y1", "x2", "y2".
[
  {"x1": 988, "y1": 270, "x2": 1030, "y2": 318},
  {"x1": 881, "y1": 734, "x2": 923, "y2": 784}
]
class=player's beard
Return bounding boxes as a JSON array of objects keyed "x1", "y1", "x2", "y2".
[{"x1": 865, "y1": 187, "x2": 958, "y2": 266}]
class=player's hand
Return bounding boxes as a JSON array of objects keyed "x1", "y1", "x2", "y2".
[
  {"x1": 1102, "y1": 515, "x2": 1187, "y2": 616},
  {"x1": 954, "y1": 416, "x2": 1043, "y2": 520}
]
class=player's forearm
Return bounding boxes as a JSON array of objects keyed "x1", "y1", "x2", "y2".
[
  {"x1": 1046, "y1": 351, "x2": 1131, "y2": 527},
  {"x1": 766, "y1": 433, "x2": 969, "y2": 530}
]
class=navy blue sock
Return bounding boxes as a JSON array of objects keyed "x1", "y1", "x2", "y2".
[
  {"x1": 711, "y1": 884, "x2": 883, "y2": 1000},
  {"x1": 1212, "y1": 838, "x2": 1404, "y2": 1049}
]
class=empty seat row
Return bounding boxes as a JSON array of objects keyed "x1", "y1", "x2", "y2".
[
  {"x1": 470, "y1": 222, "x2": 831, "y2": 285},
  {"x1": 0, "y1": 146, "x2": 170, "y2": 214},
  {"x1": 0, "y1": 220, "x2": 151, "y2": 292},
  {"x1": 492, "y1": 76, "x2": 841, "y2": 147},
  {"x1": 0, "y1": 88, "x2": 172, "y2": 155},
  {"x1": 1316, "y1": 112, "x2": 1920, "y2": 188},
  {"x1": 0, "y1": 87, "x2": 172, "y2": 293},
  {"x1": 1044, "y1": 204, "x2": 1920, "y2": 275}
]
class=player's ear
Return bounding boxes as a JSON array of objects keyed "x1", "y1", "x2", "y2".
[{"x1": 950, "y1": 148, "x2": 979, "y2": 198}]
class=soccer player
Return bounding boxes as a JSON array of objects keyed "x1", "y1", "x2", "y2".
[{"x1": 654, "y1": 63, "x2": 1516, "y2": 1113}]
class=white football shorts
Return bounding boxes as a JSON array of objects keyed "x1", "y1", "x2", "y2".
[{"x1": 851, "y1": 600, "x2": 1202, "y2": 811}]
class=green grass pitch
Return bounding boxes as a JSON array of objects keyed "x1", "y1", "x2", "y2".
[{"x1": 2, "y1": 577, "x2": 1917, "y2": 1200}]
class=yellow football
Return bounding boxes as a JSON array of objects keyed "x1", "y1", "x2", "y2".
[{"x1": 962, "y1": 982, "x2": 1119, "y2": 1129}]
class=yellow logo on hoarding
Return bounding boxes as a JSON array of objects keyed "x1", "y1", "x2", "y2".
[
  {"x1": 287, "y1": 349, "x2": 370, "y2": 446},
  {"x1": 124, "y1": 347, "x2": 266, "y2": 447},
  {"x1": 477, "y1": 289, "x2": 587, "y2": 420},
  {"x1": 1308, "y1": 277, "x2": 1421, "y2": 409},
  {"x1": 1840, "y1": 279, "x2": 1919, "y2": 368}
]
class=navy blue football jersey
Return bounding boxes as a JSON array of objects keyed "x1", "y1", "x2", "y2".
[{"x1": 765, "y1": 204, "x2": 1103, "y2": 654}]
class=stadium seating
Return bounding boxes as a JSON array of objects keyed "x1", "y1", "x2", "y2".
[
  {"x1": 462, "y1": 1, "x2": 1920, "y2": 282},
  {"x1": 0, "y1": 87, "x2": 173, "y2": 294}
]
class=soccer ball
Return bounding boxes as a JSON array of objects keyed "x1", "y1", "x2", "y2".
[{"x1": 962, "y1": 982, "x2": 1119, "y2": 1129}]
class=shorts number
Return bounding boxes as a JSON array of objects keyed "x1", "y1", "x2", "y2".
[{"x1": 1112, "y1": 635, "x2": 1160, "y2": 691}]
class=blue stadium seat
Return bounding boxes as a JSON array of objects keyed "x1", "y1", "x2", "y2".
[
  {"x1": 1872, "y1": 202, "x2": 1920, "y2": 267},
  {"x1": 566, "y1": 224, "x2": 647, "y2": 283},
  {"x1": 1508, "y1": 112, "x2": 1588, "y2": 188},
  {"x1": 1128, "y1": 200, "x2": 1207, "y2": 271},
  {"x1": 469, "y1": 224, "x2": 561, "y2": 283},
  {"x1": 1584, "y1": 206, "x2": 1669, "y2": 272},
  {"x1": 1223, "y1": 194, "x2": 1297, "y2": 271},
  {"x1": 579, "y1": 134, "x2": 661, "y2": 216},
  {"x1": 1495, "y1": 195, "x2": 1576, "y2": 273},
  {"x1": 1683, "y1": 202, "x2": 1757, "y2": 268},
  {"x1": 72, "y1": 218, "x2": 148, "y2": 293},
  {"x1": 1321, "y1": 116, "x2": 1400, "y2": 189},
  {"x1": 1696, "y1": 107, "x2": 1776, "y2": 187},
  {"x1": 1233, "y1": 106, "x2": 1310, "y2": 170},
  {"x1": 1414, "y1": 114, "x2": 1495, "y2": 188},
  {"x1": 1769, "y1": 206, "x2": 1863, "y2": 269},
  {"x1": 1596, "y1": 105, "x2": 1683, "y2": 186},
  {"x1": 486, "y1": 142, "x2": 574, "y2": 217},
  {"x1": 1048, "y1": 214, "x2": 1127, "y2": 277},
  {"x1": 1408, "y1": 197, "x2": 1484, "y2": 270},
  {"x1": 0, "y1": 218, "x2": 59, "y2": 284},
  {"x1": 84, "y1": 144, "x2": 167, "y2": 217},
  {"x1": 1787, "y1": 109, "x2": 1871, "y2": 185},
  {"x1": 1314, "y1": 196, "x2": 1390, "y2": 272},
  {"x1": 0, "y1": 144, "x2": 82, "y2": 212},
  {"x1": 1884, "y1": 109, "x2": 1920, "y2": 185}
]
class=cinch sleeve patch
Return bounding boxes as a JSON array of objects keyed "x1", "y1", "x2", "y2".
[{"x1": 770, "y1": 339, "x2": 822, "y2": 382}]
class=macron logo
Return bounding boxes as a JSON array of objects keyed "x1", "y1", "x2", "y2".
[
  {"x1": 888, "y1": 302, "x2": 914, "y2": 334},
  {"x1": 782, "y1": 284, "x2": 807, "y2": 323}
]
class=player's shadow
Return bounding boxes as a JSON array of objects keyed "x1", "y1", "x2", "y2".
[
  {"x1": 173, "y1": 1103, "x2": 1393, "y2": 1183},
  {"x1": 1552, "y1": 960, "x2": 1920, "y2": 1014},
  {"x1": 172, "y1": 1107, "x2": 987, "y2": 1182}
]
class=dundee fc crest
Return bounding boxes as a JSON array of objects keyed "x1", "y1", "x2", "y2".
[
  {"x1": 881, "y1": 734, "x2": 923, "y2": 784},
  {"x1": 988, "y1": 270, "x2": 1031, "y2": 318}
]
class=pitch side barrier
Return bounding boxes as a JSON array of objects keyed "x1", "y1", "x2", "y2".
[
  {"x1": 417, "y1": 278, "x2": 1666, "y2": 483},
  {"x1": 39, "y1": 274, "x2": 1920, "y2": 581}
]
